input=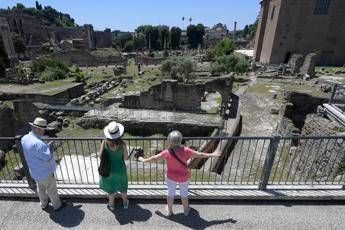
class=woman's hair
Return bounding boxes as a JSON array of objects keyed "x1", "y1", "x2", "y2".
[
  {"x1": 107, "y1": 139, "x2": 125, "y2": 146},
  {"x1": 167, "y1": 131, "x2": 183, "y2": 148}
]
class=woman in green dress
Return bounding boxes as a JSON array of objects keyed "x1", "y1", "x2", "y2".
[{"x1": 98, "y1": 121, "x2": 129, "y2": 211}]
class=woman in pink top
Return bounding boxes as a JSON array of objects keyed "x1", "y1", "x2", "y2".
[{"x1": 138, "y1": 131, "x2": 221, "y2": 216}]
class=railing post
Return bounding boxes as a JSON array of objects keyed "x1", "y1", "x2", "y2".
[
  {"x1": 15, "y1": 135, "x2": 36, "y2": 191},
  {"x1": 259, "y1": 135, "x2": 281, "y2": 191}
]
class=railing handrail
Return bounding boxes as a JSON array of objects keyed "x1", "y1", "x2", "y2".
[{"x1": 1, "y1": 135, "x2": 345, "y2": 141}]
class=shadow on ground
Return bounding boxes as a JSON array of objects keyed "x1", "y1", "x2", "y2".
[
  {"x1": 155, "y1": 208, "x2": 237, "y2": 229},
  {"x1": 48, "y1": 202, "x2": 85, "y2": 228},
  {"x1": 108, "y1": 202, "x2": 152, "y2": 225}
]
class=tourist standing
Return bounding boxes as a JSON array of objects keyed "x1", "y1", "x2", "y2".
[
  {"x1": 21, "y1": 117, "x2": 66, "y2": 211},
  {"x1": 137, "y1": 131, "x2": 221, "y2": 216},
  {"x1": 98, "y1": 121, "x2": 129, "y2": 211}
]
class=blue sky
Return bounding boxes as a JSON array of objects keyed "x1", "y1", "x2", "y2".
[{"x1": 0, "y1": 0, "x2": 260, "y2": 31}]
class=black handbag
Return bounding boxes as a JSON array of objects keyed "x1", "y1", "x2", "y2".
[{"x1": 98, "y1": 150, "x2": 110, "y2": 177}]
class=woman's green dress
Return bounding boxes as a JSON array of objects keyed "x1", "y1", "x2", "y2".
[{"x1": 99, "y1": 144, "x2": 128, "y2": 193}]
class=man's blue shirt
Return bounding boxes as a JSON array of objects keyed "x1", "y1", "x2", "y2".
[{"x1": 21, "y1": 131, "x2": 56, "y2": 180}]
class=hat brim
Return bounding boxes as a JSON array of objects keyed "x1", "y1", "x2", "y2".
[
  {"x1": 103, "y1": 123, "x2": 124, "y2": 140},
  {"x1": 29, "y1": 122, "x2": 54, "y2": 131}
]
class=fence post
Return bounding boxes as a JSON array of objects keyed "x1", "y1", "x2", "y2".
[
  {"x1": 15, "y1": 135, "x2": 36, "y2": 191},
  {"x1": 259, "y1": 135, "x2": 281, "y2": 191}
]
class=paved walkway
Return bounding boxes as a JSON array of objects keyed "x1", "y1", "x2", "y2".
[{"x1": 0, "y1": 198, "x2": 344, "y2": 229}]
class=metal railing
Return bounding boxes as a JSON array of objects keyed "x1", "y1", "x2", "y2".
[{"x1": 0, "y1": 135, "x2": 344, "y2": 190}]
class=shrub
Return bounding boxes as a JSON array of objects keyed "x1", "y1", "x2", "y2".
[
  {"x1": 39, "y1": 66, "x2": 67, "y2": 81},
  {"x1": 208, "y1": 38, "x2": 235, "y2": 59},
  {"x1": 161, "y1": 57, "x2": 195, "y2": 82},
  {"x1": 211, "y1": 54, "x2": 249, "y2": 75},
  {"x1": 31, "y1": 58, "x2": 68, "y2": 74}
]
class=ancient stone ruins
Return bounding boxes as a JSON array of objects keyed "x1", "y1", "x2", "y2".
[{"x1": 0, "y1": 0, "x2": 344, "y2": 185}]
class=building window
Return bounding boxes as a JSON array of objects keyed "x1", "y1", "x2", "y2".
[
  {"x1": 314, "y1": 0, "x2": 332, "y2": 15},
  {"x1": 271, "y1": 6, "x2": 276, "y2": 20}
]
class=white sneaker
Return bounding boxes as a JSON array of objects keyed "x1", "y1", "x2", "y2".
[{"x1": 123, "y1": 200, "x2": 129, "y2": 209}]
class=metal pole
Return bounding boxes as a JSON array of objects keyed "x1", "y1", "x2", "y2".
[
  {"x1": 15, "y1": 135, "x2": 37, "y2": 191},
  {"x1": 259, "y1": 135, "x2": 280, "y2": 191}
]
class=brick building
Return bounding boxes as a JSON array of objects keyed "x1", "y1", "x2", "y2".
[{"x1": 254, "y1": 0, "x2": 345, "y2": 66}]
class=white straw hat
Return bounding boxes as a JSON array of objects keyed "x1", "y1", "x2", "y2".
[
  {"x1": 103, "y1": 121, "x2": 124, "y2": 139},
  {"x1": 29, "y1": 117, "x2": 51, "y2": 130}
]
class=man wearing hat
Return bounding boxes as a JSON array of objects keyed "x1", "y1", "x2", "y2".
[{"x1": 21, "y1": 117, "x2": 66, "y2": 211}]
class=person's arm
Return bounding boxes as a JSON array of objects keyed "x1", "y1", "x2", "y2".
[
  {"x1": 191, "y1": 149, "x2": 221, "y2": 158},
  {"x1": 138, "y1": 152, "x2": 164, "y2": 163},
  {"x1": 123, "y1": 143, "x2": 129, "y2": 160},
  {"x1": 35, "y1": 143, "x2": 53, "y2": 162},
  {"x1": 97, "y1": 140, "x2": 105, "y2": 157}
]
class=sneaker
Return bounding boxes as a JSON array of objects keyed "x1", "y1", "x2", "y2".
[
  {"x1": 107, "y1": 203, "x2": 115, "y2": 211},
  {"x1": 54, "y1": 201, "x2": 67, "y2": 212},
  {"x1": 165, "y1": 205, "x2": 173, "y2": 217},
  {"x1": 41, "y1": 200, "x2": 50, "y2": 211},
  {"x1": 184, "y1": 207, "x2": 191, "y2": 216},
  {"x1": 123, "y1": 200, "x2": 129, "y2": 210}
]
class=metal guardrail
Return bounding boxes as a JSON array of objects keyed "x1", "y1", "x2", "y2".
[{"x1": 0, "y1": 135, "x2": 344, "y2": 191}]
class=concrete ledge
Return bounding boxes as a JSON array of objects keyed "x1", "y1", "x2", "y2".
[{"x1": 1, "y1": 183, "x2": 345, "y2": 200}]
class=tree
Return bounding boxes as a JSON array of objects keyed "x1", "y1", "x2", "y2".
[
  {"x1": 124, "y1": 40, "x2": 134, "y2": 52},
  {"x1": 35, "y1": 1, "x2": 42, "y2": 10},
  {"x1": 113, "y1": 32, "x2": 133, "y2": 49},
  {"x1": 159, "y1": 25, "x2": 170, "y2": 50},
  {"x1": 161, "y1": 57, "x2": 195, "y2": 82},
  {"x1": 210, "y1": 54, "x2": 249, "y2": 75},
  {"x1": 187, "y1": 24, "x2": 205, "y2": 49},
  {"x1": 15, "y1": 3, "x2": 25, "y2": 9},
  {"x1": 31, "y1": 57, "x2": 69, "y2": 81},
  {"x1": 12, "y1": 33, "x2": 26, "y2": 54},
  {"x1": 208, "y1": 38, "x2": 235, "y2": 59},
  {"x1": 170, "y1": 27, "x2": 182, "y2": 50},
  {"x1": 133, "y1": 33, "x2": 146, "y2": 50}
]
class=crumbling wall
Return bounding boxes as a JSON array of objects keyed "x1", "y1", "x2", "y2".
[
  {"x1": 52, "y1": 50, "x2": 125, "y2": 67},
  {"x1": 300, "y1": 53, "x2": 318, "y2": 77},
  {"x1": 295, "y1": 114, "x2": 345, "y2": 182},
  {"x1": 121, "y1": 76, "x2": 233, "y2": 112},
  {"x1": 94, "y1": 29, "x2": 112, "y2": 48}
]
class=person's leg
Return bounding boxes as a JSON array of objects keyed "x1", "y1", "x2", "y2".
[
  {"x1": 166, "y1": 178, "x2": 177, "y2": 216},
  {"x1": 37, "y1": 179, "x2": 49, "y2": 209},
  {"x1": 179, "y1": 180, "x2": 190, "y2": 216},
  {"x1": 121, "y1": 192, "x2": 129, "y2": 209},
  {"x1": 108, "y1": 193, "x2": 115, "y2": 209},
  {"x1": 45, "y1": 174, "x2": 62, "y2": 210}
]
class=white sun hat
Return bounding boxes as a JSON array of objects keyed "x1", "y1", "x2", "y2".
[
  {"x1": 29, "y1": 117, "x2": 51, "y2": 130},
  {"x1": 103, "y1": 121, "x2": 124, "y2": 140}
]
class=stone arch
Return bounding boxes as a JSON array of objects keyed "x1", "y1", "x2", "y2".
[{"x1": 205, "y1": 74, "x2": 234, "y2": 112}]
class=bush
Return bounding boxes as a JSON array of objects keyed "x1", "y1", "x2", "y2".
[
  {"x1": 208, "y1": 38, "x2": 236, "y2": 59},
  {"x1": 211, "y1": 54, "x2": 249, "y2": 75},
  {"x1": 31, "y1": 58, "x2": 69, "y2": 81},
  {"x1": 31, "y1": 58, "x2": 69, "y2": 74},
  {"x1": 124, "y1": 40, "x2": 134, "y2": 52},
  {"x1": 161, "y1": 57, "x2": 195, "y2": 82},
  {"x1": 39, "y1": 66, "x2": 67, "y2": 81}
]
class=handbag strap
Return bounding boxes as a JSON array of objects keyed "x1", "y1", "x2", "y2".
[{"x1": 168, "y1": 148, "x2": 187, "y2": 168}]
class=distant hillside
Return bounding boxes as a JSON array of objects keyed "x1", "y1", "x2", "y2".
[{"x1": 0, "y1": 1, "x2": 76, "y2": 27}]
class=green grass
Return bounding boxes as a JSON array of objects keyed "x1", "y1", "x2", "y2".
[{"x1": 316, "y1": 66, "x2": 345, "y2": 74}]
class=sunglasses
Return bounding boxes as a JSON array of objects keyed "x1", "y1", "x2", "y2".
[{"x1": 107, "y1": 139, "x2": 118, "y2": 144}]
